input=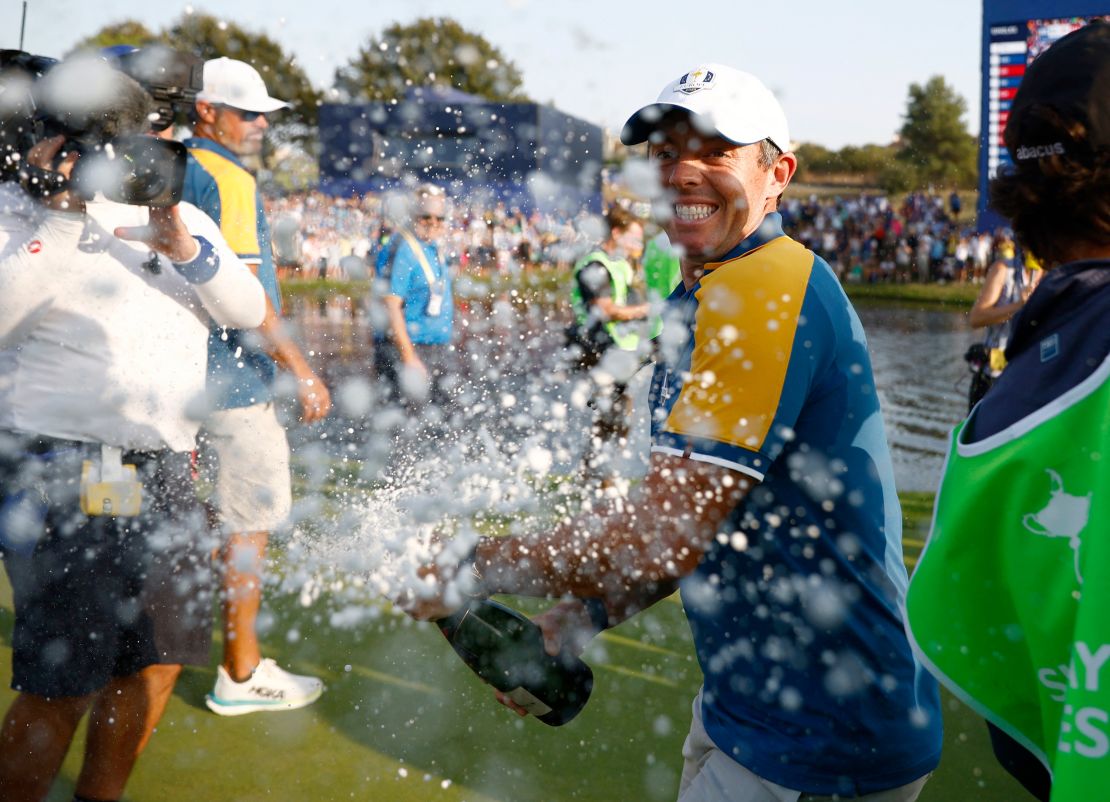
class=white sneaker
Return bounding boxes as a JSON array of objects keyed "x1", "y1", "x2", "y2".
[{"x1": 206, "y1": 658, "x2": 324, "y2": 716}]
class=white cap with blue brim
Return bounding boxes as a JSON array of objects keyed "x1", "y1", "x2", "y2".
[{"x1": 621, "y1": 63, "x2": 790, "y2": 152}]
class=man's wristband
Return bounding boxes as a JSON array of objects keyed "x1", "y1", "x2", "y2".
[{"x1": 172, "y1": 236, "x2": 219, "y2": 284}]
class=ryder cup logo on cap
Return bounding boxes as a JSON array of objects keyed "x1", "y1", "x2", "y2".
[
  {"x1": 621, "y1": 62, "x2": 790, "y2": 153},
  {"x1": 675, "y1": 68, "x2": 716, "y2": 95},
  {"x1": 197, "y1": 57, "x2": 288, "y2": 113}
]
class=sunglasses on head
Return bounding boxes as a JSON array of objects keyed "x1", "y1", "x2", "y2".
[{"x1": 218, "y1": 105, "x2": 265, "y2": 122}]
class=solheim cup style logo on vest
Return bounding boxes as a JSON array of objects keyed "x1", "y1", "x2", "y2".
[{"x1": 675, "y1": 69, "x2": 716, "y2": 95}]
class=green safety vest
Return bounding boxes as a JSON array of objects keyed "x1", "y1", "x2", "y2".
[
  {"x1": 906, "y1": 358, "x2": 1110, "y2": 800},
  {"x1": 642, "y1": 238, "x2": 681, "y2": 339},
  {"x1": 571, "y1": 249, "x2": 640, "y2": 351}
]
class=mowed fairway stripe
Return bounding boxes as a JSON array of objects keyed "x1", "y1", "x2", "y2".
[
  {"x1": 600, "y1": 632, "x2": 683, "y2": 658},
  {"x1": 350, "y1": 665, "x2": 443, "y2": 695},
  {"x1": 597, "y1": 663, "x2": 680, "y2": 688}
]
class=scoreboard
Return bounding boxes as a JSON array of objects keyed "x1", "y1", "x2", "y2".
[{"x1": 978, "y1": 1, "x2": 1109, "y2": 231}]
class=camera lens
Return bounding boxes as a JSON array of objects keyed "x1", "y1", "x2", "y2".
[{"x1": 121, "y1": 170, "x2": 168, "y2": 203}]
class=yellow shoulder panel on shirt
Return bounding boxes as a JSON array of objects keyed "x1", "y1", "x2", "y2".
[
  {"x1": 665, "y1": 236, "x2": 814, "y2": 454},
  {"x1": 189, "y1": 148, "x2": 261, "y2": 258}
]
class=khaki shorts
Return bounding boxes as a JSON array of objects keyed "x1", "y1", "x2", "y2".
[
  {"x1": 200, "y1": 403, "x2": 292, "y2": 533},
  {"x1": 678, "y1": 691, "x2": 930, "y2": 802}
]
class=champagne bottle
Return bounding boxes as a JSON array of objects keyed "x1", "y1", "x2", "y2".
[{"x1": 437, "y1": 599, "x2": 594, "y2": 726}]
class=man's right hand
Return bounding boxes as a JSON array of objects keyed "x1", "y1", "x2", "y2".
[
  {"x1": 27, "y1": 136, "x2": 84, "y2": 214},
  {"x1": 403, "y1": 354, "x2": 428, "y2": 376},
  {"x1": 296, "y1": 371, "x2": 332, "y2": 423},
  {"x1": 114, "y1": 206, "x2": 199, "y2": 263},
  {"x1": 399, "y1": 353, "x2": 430, "y2": 398}
]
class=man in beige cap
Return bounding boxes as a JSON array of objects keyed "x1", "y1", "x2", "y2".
[{"x1": 183, "y1": 57, "x2": 329, "y2": 715}]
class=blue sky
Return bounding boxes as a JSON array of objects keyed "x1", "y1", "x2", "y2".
[{"x1": 6, "y1": 0, "x2": 984, "y2": 148}]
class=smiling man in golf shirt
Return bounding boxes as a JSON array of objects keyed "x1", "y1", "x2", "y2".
[{"x1": 409, "y1": 63, "x2": 941, "y2": 801}]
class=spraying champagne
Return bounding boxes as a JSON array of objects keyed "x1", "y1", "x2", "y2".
[{"x1": 436, "y1": 599, "x2": 595, "y2": 726}]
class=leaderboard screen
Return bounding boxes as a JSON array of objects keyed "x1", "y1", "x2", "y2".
[
  {"x1": 978, "y1": 2, "x2": 1109, "y2": 231},
  {"x1": 986, "y1": 16, "x2": 1108, "y2": 180}
]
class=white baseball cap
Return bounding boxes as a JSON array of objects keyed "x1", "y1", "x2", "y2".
[
  {"x1": 621, "y1": 63, "x2": 790, "y2": 152},
  {"x1": 197, "y1": 57, "x2": 288, "y2": 113}
]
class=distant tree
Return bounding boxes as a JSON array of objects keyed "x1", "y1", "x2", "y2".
[
  {"x1": 335, "y1": 17, "x2": 529, "y2": 103},
  {"x1": 161, "y1": 13, "x2": 321, "y2": 132},
  {"x1": 795, "y1": 142, "x2": 899, "y2": 185},
  {"x1": 838, "y1": 143, "x2": 893, "y2": 175},
  {"x1": 877, "y1": 159, "x2": 918, "y2": 194},
  {"x1": 67, "y1": 20, "x2": 158, "y2": 55},
  {"x1": 895, "y1": 75, "x2": 977, "y2": 189},
  {"x1": 794, "y1": 142, "x2": 839, "y2": 179}
]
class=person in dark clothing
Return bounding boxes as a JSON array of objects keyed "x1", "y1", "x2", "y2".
[
  {"x1": 906, "y1": 22, "x2": 1110, "y2": 802},
  {"x1": 568, "y1": 206, "x2": 650, "y2": 482}
]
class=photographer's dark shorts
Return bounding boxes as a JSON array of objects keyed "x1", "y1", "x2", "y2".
[{"x1": 0, "y1": 433, "x2": 214, "y2": 698}]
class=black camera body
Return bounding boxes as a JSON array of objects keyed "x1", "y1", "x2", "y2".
[
  {"x1": 0, "y1": 50, "x2": 65, "y2": 195},
  {"x1": 0, "y1": 47, "x2": 201, "y2": 207},
  {"x1": 112, "y1": 45, "x2": 204, "y2": 133}
]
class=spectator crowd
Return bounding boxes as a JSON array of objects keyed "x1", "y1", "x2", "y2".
[{"x1": 266, "y1": 186, "x2": 1016, "y2": 290}]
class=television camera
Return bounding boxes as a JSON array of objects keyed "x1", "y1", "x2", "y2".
[{"x1": 0, "y1": 45, "x2": 202, "y2": 206}]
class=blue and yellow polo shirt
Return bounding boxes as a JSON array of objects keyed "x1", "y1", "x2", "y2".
[
  {"x1": 182, "y1": 137, "x2": 282, "y2": 409},
  {"x1": 649, "y1": 213, "x2": 942, "y2": 795}
]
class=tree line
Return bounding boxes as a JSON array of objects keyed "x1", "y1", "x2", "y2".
[
  {"x1": 76, "y1": 14, "x2": 978, "y2": 191},
  {"x1": 796, "y1": 76, "x2": 978, "y2": 192}
]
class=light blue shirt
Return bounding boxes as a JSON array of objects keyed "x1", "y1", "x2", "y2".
[{"x1": 375, "y1": 232, "x2": 453, "y2": 345}]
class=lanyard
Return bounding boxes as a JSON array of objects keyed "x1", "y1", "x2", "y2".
[{"x1": 397, "y1": 230, "x2": 441, "y2": 287}]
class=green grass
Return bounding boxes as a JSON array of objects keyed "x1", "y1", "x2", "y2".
[
  {"x1": 0, "y1": 491, "x2": 1034, "y2": 801},
  {"x1": 844, "y1": 282, "x2": 980, "y2": 309},
  {"x1": 279, "y1": 278, "x2": 370, "y2": 301},
  {"x1": 281, "y1": 273, "x2": 981, "y2": 316},
  {"x1": 279, "y1": 267, "x2": 569, "y2": 301}
]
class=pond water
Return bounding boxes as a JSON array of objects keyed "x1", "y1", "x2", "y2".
[
  {"x1": 859, "y1": 302, "x2": 973, "y2": 492},
  {"x1": 286, "y1": 291, "x2": 975, "y2": 495}
]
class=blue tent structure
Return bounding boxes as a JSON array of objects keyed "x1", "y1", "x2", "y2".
[{"x1": 317, "y1": 88, "x2": 603, "y2": 214}]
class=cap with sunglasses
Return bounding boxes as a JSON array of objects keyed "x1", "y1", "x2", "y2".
[
  {"x1": 197, "y1": 57, "x2": 288, "y2": 114},
  {"x1": 221, "y1": 107, "x2": 265, "y2": 122}
]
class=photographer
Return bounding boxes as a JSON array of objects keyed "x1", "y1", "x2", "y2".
[{"x1": 0, "y1": 54, "x2": 263, "y2": 802}]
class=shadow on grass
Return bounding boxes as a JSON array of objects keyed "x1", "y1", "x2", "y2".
[
  {"x1": 0, "y1": 491, "x2": 1036, "y2": 802},
  {"x1": 253, "y1": 590, "x2": 697, "y2": 802}
]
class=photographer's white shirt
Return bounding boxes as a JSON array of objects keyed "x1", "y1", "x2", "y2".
[{"x1": 0, "y1": 183, "x2": 265, "y2": 451}]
